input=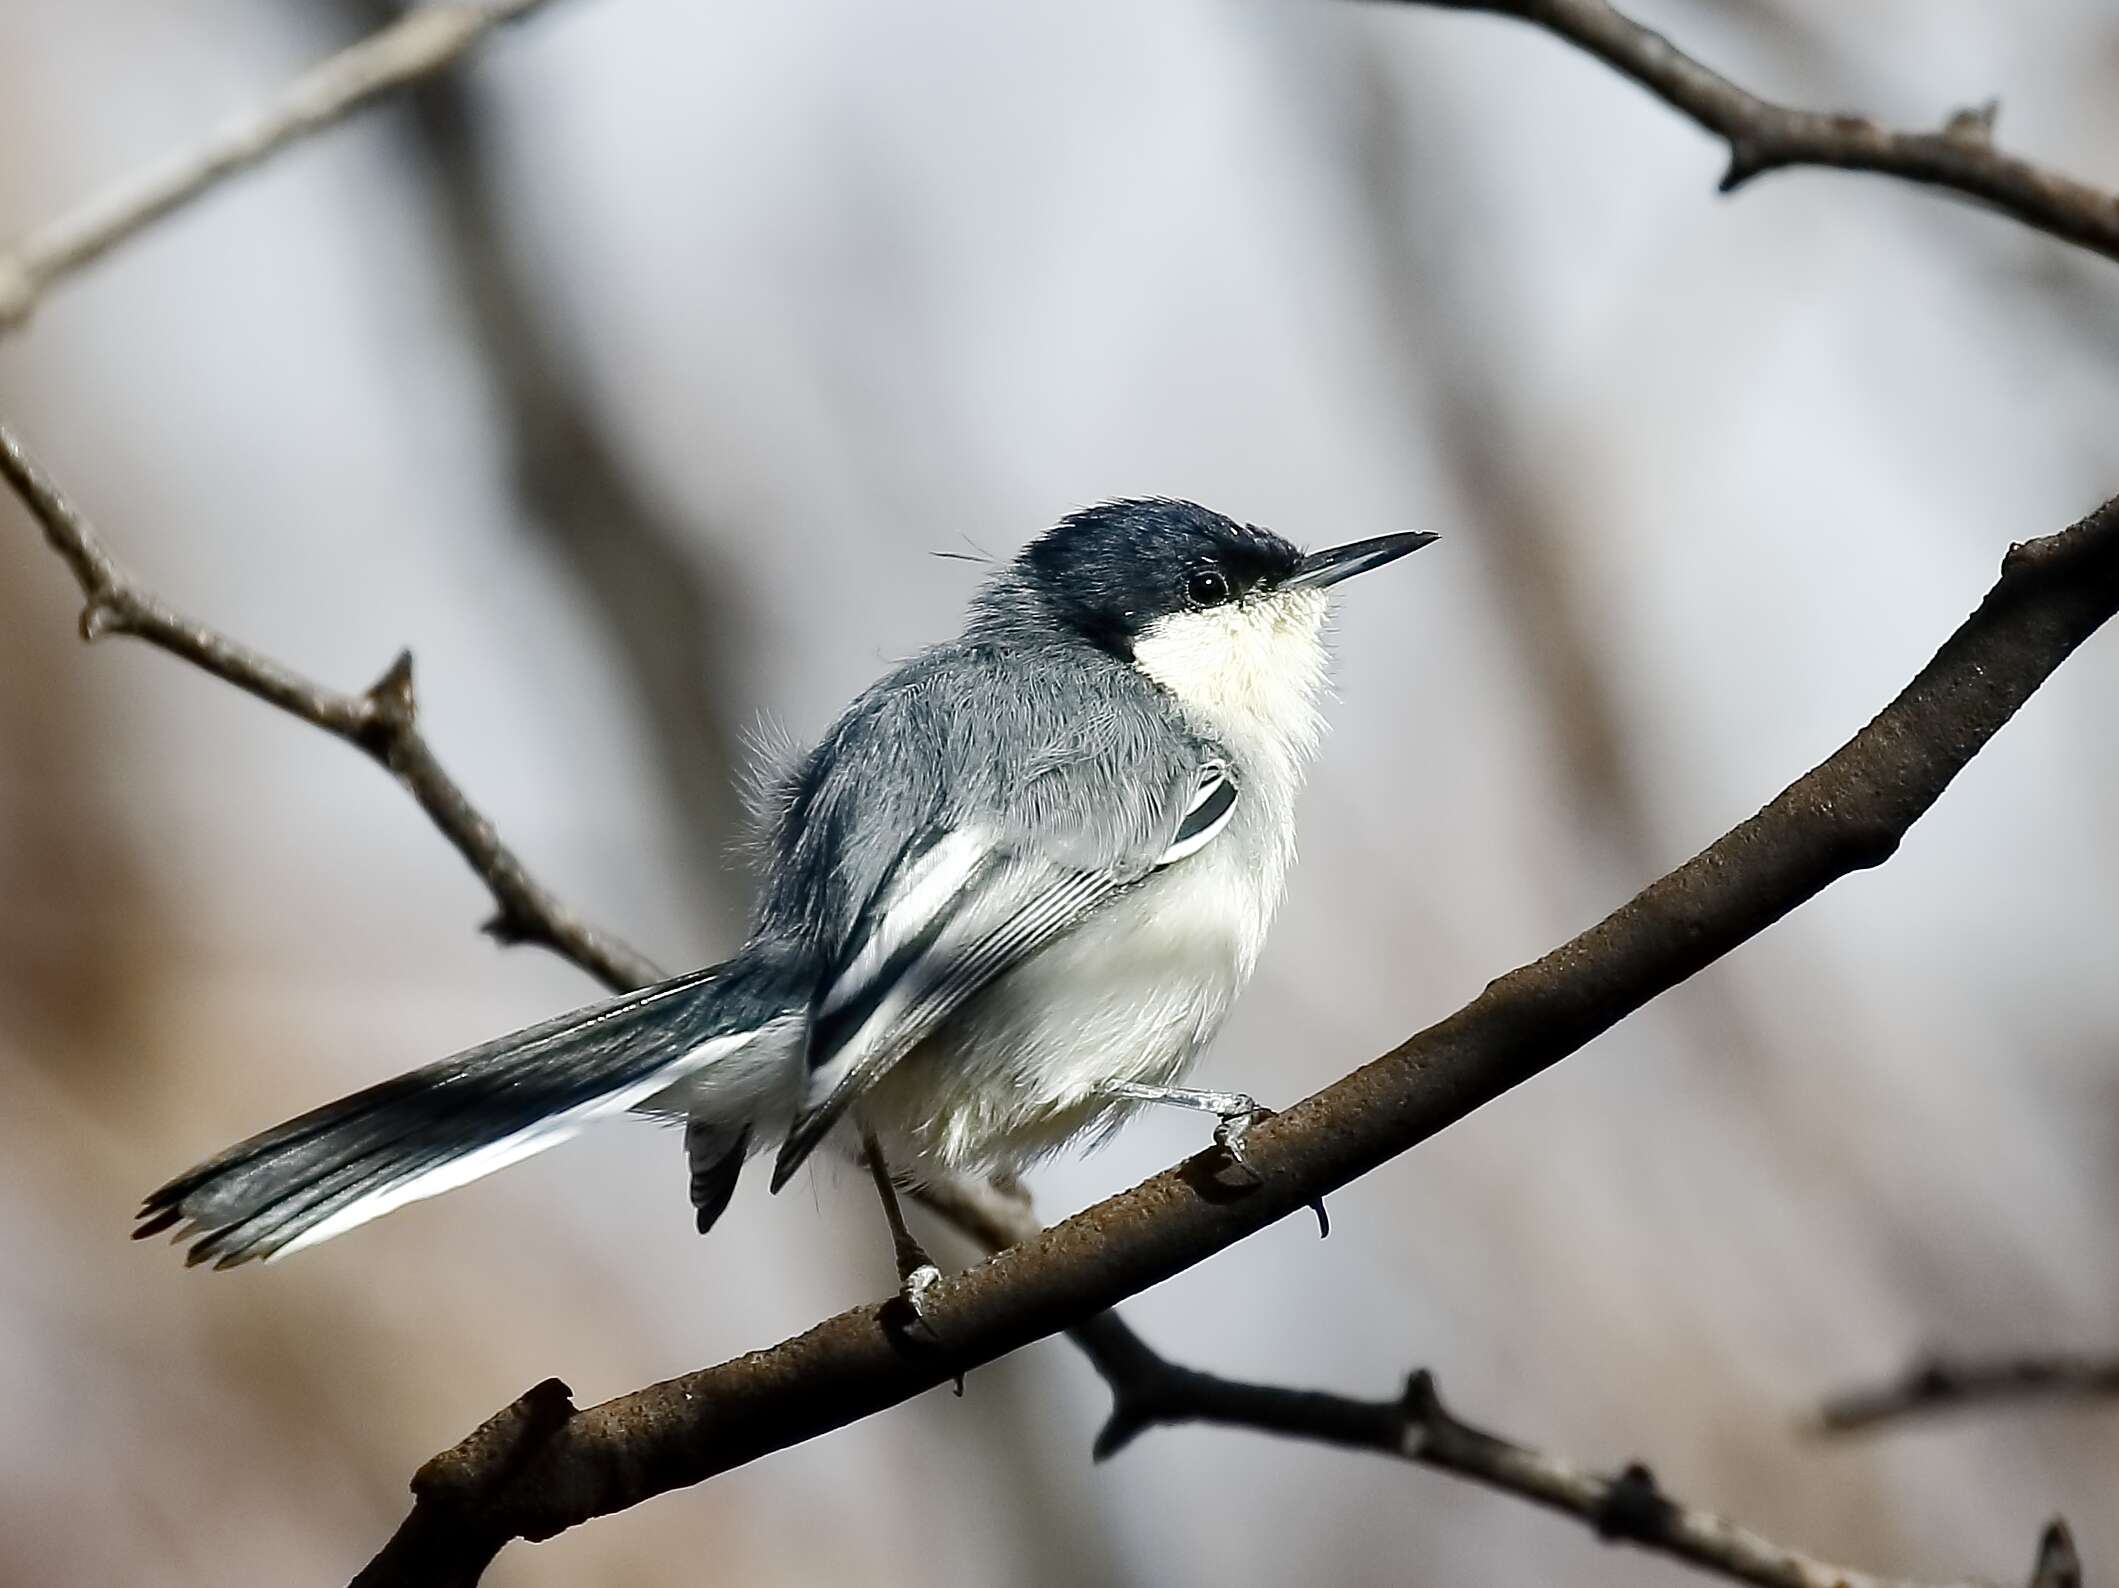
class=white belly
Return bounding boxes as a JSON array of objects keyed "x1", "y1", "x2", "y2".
[
  {"x1": 860, "y1": 803, "x2": 1289, "y2": 1174},
  {"x1": 865, "y1": 585, "x2": 1329, "y2": 1175}
]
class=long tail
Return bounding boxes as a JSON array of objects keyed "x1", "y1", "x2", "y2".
[{"x1": 136, "y1": 945, "x2": 810, "y2": 1268}]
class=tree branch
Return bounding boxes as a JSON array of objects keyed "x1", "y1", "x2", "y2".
[
  {"x1": 0, "y1": 420, "x2": 655, "y2": 993},
  {"x1": 1084, "y1": 1335, "x2": 2079, "y2": 1588},
  {"x1": 341, "y1": 487, "x2": 2119, "y2": 1582},
  {"x1": 1389, "y1": 0, "x2": 2119, "y2": 266},
  {"x1": 0, "y1": 0, "x2": 567, "y2": 332},
  {"x1": 3, "y1": 0, "x2": 2114, "y2": 351},
  {"x1": 1819, "y1": 1351, "x2": 2119, "y2": 1436}
]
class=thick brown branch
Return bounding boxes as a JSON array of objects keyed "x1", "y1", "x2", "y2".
[
  {"x1": 347, "y1": 491, "x2": 2119, "y2": 1583},
  {"x1": 1819, "y1": 1351, "x2": 2119, "y2": 1436},
  {"x1": 1086, "y1": 1337, "x2": 2078, "y2": 1588},
  {"x1": 1391, "y1": 0, "x2": 2119, "y2": 265},
  {"x1": 0, "y1": 420, "x2": 655, "y2": 993},
  {"x1": 0, "y1": 0, "x2": 567, "y2": 332}
]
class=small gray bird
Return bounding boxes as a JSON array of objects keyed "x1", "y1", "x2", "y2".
[{"x1": 137, "y1": 499, "x2": 1433, "y2": 1305}]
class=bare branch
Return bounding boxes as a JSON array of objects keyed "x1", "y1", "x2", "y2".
[
  {"x1": 2, "y1": 0, "x2": 2114, "y2": 355},
  {"x1": 1819, "y1": 1352, "x2": 2119, "y2": 1436},
  {"x1": 1390, "y1": 0, "x2": 2119, "y2": 266},
  {"x1": 341, "y1": 491, "x2": 2119, "y2": 1583},
  {"x1": 0, "y1": 420, "x2": 655, "y2": 993},
  {"x1": 1085, "y1": 1334, "x2": 2076, "y2": 1588},
  {"x1": 0, "y1": 0, "x2": 567, "y2": 332}
]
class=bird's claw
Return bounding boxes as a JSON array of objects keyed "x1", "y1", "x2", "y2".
[
  {"x1": 894, "y1": 1264, "x2": 966, "y2": 1393},
  {"x1": 1211, "y1": 1100, "x2": 1274, "y2": 1185},
  {"x1": 883, "y1": 1260, "x2": 958, "y2": 1382},
  {"x1": 902, "y1": 1261, "x2": 942, "y2": 1320},
  {"x1": 1209, "y1": 1101, "x2": 1328, "y2": 1233}
]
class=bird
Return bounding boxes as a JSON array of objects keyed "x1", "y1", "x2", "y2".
[{"x1": 135, "y1": 498, "x2": 1435, "y2": 1310}]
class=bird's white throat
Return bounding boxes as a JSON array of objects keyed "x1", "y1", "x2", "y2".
[{"x1": 1130, "y1": 587, "x2": 1330, "y2": 789}]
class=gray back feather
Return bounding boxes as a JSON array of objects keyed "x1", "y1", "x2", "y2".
[{"x1": 752, "y1": 570, "x2": 1217, "y2": 958}]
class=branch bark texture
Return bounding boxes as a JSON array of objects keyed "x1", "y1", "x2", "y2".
[
  {"x1": 0, "y1": 421, "x2": 654, "y2": 993},
  {"x1": 1820, "y1": 1352, "x2": 2119, "y2": 1436},
  {"x1": 1394, "y1": 0, "x2": 2119, "y2": 265},
  {"x1": 341, "y1": 491, "x2": 2119, "y2": 1582},
  {"x1": 1087, "y1": 1338, "x2": 2081, "y2": 1588},
  {"x1": 0, "y1": 0, "x2": 565, "y2": 332}
]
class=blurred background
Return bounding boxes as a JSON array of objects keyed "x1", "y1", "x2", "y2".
[{"x1": 3, "y1": 0, "x2": 2118, "y2": 1583}]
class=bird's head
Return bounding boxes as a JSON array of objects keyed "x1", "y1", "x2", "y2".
[{"x1": 1005, "y1": 497, "x2": 1436, "y2": 762}]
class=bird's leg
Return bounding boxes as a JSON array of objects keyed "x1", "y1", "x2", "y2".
[
  {"x1": 1102, "y1": 1081, "x2": 1328, "y2": 1235},
  {"x1": 859, "y1": 1124, "x2": 944, "y2": 1332},
  {"x1": 1102, "y1": 1080, "x2": 1274, "y2": 1172}
]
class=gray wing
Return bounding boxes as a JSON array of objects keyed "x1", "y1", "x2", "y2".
[{"x1": 762, "y1": 645, "x2": 1235, "y2": 1186}]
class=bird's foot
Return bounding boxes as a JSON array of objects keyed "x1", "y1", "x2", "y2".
[
  {"x1": 1209, "y1": 1097, "x2": 1273, "y2": 1183},
  {"x1": 1210, "y1": 1103, "x2": 1327, "y2": 1235},
  {"x1": 1102, "y1": 1081, "x2": 1328, "y2": 1235}
]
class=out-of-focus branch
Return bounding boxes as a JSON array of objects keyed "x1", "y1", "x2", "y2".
[
  {"x1": 1388, "y1": 0, "x2": 2119, "y2": 266},
  {"x1": 1819, "y1": 1352, "x2": 2119, "y2": 1436},
  {"x1": 0, "y1": 0, "x2": 567, "y2": 333},
  {"x1": 1087, "y1": 1337, "x2": 2078, "y2": 1588},
  {"x1": 344, "y1": 0, "x2": 755, "y2": 884},
  {"x1": 342, "y1": 489, "x2": 2119, "y2": 1584},
  {"x1": 0, "y1": 420, "x2": 655, "y2": 994}
]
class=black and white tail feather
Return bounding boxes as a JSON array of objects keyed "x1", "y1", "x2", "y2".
[{"x1": 135, "y1": 947, "x2": 810, "y2": 1266}]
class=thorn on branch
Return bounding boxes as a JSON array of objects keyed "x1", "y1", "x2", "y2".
[
  {"x1": 1593, "y1": 1461, "x2": 1677, "y2": 1544},
  {"x1": 1398, "y1": 1366, "x2": 1443, "y2": 1435},
  {"x1": 365, "y1": 647, "x2": 419, "y2": 722},
  {"x1": 79, "y1": 594, "x2": 126, "y2": 642},
  {"x1": 2031, "y1": 1519, "x2": 2082, "y2": 1588},
  {"x1": 480, "y1": 909, "x2": 537, "y2": 948},
  {"x1": 357, "y1": 647, "x2": 420, "y2": 762},
  {"x1": 1718, "y1": 139, "x2": 1770, "y2": 193},
  {"x1": 1944, "y1": 99, "x2": 2001, "y2": 148}
]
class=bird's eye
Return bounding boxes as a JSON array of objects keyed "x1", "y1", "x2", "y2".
[{"x1": 1186, "y1": 568, "x2": 1231, "y2": 606}]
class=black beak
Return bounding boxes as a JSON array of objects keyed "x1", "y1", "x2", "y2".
[{"x1": 1283, "y1": 530, "x2": 1439, "y2": 591}]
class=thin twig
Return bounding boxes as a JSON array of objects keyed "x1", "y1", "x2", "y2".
[
  {"x1": 0, "y1": 0, "x2": 567, "y2": 332},
  {"x1": 1085, "y1": 1336, "x2": 2078, "y2": 1588},
  {"x1": 1391, "y1": 0, "x2": 2119, "y2": 265},
  {"x1": 0, "y1": 420, "x2": 655, "y2": 993},
  {"x1": 3, "y1": 0, "x2": 2114, "y2": 348},
  {"x1": 1819, "y1": 1352, "x2": 2119, "y2": 1436},
  {"x1": 341, "y1": 490, "x2": 2119, "y2": 1585}
]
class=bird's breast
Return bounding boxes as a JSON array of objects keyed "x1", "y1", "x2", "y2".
[{"x1": 863, "y1": 799, "x2": 1293, "y2": 1173}]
